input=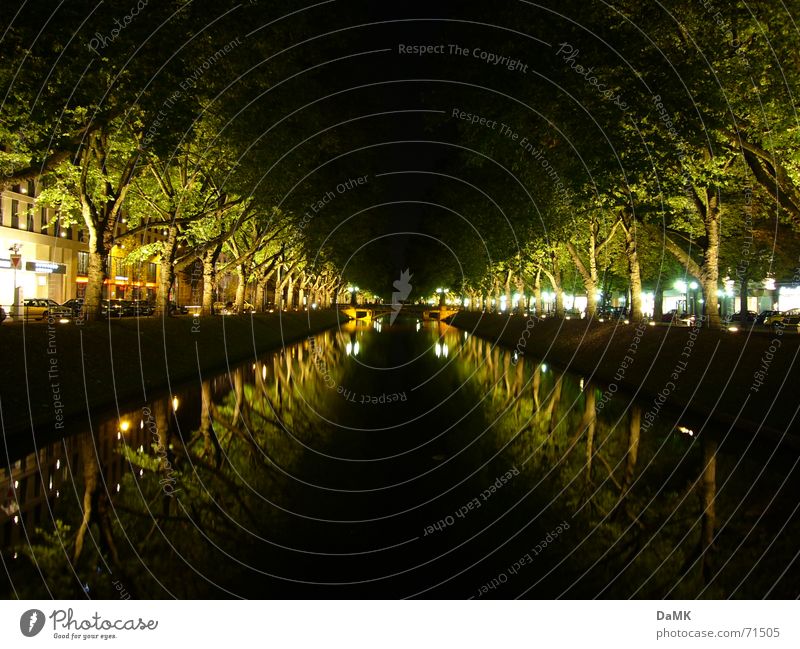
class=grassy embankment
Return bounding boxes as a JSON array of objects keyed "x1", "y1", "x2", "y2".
[
  {"x1": 0, "y1": 310, "x2": 344, "y2": 439},
  {"x1": 448, "y1": 311, "x2": 798, "y2": 443}
]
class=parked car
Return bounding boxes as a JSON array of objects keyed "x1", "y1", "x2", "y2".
[
  {"x1": 213, "y1": 301, "x2": 255, "y2": 315},
  {"x1": 597, "y1": 307, "x2": 627, "y2": 321},
  {"x1": 60, "y1": 298, "x2": 85, "y2": 317},
  {"x1": 10, "y1": 298, "x2": 61, "y2": 321},
  {"x1": 755, "y1": 310, "x2": 783, "y2": 326},
  {"x1": 774, "y1": 308, "x2": 800, "y2": 327},
  {"x1": 50, "y1": 302, "x2": 76, "y2": 320},
  {"x1": 725, "y1": 310, "x2": 757, "y2": 324},
  {"x1": 662, "y1": 309, "x2": 696, "y2": 326},
  {"x1": 106, "y1": 299, "x2": 128, "y2": 317},
  {"x1": 169, "y1": 302, "x2": 189, "y2": 315},
  {"x1": 59, "y1": 298, "x2": 124, "y2": 318},
  {"x1": 126, "y1": 300, "x2": 154, "y2": 316}
]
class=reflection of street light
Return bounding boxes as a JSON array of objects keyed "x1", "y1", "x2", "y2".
[{"x1": 172, "y1": 396, "x2": 179, "y2": 412}]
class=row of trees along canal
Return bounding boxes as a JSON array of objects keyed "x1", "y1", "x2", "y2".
[
  {"x1": 423, "y1": 1, "x2": 800, "y2": 329},
  {"x1": 3, "y1": 2, "x2": 800, "y2": 327},
  {"x1": 0, "y1": 1, "x2": 376, "y2": 319}
]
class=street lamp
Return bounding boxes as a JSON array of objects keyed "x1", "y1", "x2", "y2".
[
  {"x1": 764, "y1": 275, "x2": 777, "y2": 309},
  {"x1": 674, "y1": 280, "x2": 687, "y2": 313},
  {"x1": 8, "y1": 243, "x2": 22, "y2": 314},
  {"x1": 689, "y1": 281, "x2": 698, "y2": 315}
]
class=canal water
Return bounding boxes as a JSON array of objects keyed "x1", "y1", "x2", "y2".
[{"x1": 2, "y1": 315, "x2": 799, "y2": 598}]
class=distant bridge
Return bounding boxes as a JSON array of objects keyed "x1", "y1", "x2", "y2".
[{"x1": 338, "y1": 304, "x2": 460, "y2": 321}]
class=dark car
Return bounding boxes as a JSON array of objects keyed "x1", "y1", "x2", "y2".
[
  {"x1": 60, "y1": 298, "x2": 86, "y2": 318},
  {"x1": 50, "y1": 302, "x2": 76, "y2": 320},
  {"x1": 60, "y1": 298, "x2": 124, "y2": 318},
  {"x1": 105, "y1": 299, "x2": 128, "y2": 317},
  {"x1": 169, "y1": 302, "x2": 188, "y2": 315},
  {"x1": 725, "y1": 310, "x2": 757, "y2": 325},
  {"x1": 662, "y1": 309, "x2": 695, "y2": 326},
  {"x1": 126, "y1": 300, "x2": 154, "y2": 316},
  {"x1": 597, "y1": 306, "x2": 627, "y2": 321}
]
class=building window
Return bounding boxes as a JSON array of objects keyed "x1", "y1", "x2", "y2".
[
  {"x1": 52, "y1": 216, "x2": 60, "y2": 238},
  {"x1": 147, "y1": 263, "x2": 157, "y2": 283},
  {"x1": 25, "y1": 208, "x2": 35, "y2": 231},
  {"x1": 78, "y1": 228, "x2": 85, "y2": 243},
  {"x1": 64, "y1": 224, "x2": 73, "y2": 240},
  {"x1": 77, "y1": 251, "x2": 89, "y2": 276},
  {"x1": 40, "y1": 207, "x2": 48, "y2": 234},
  {"x1": 27, "y1": 180, "x2": 35, "y2": 196},
  {"x1": 11, "y1": 200, "x2": 19, "y2": 228}
]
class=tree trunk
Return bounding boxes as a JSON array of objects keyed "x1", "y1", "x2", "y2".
[
  {"x1": 654, "y1": 282, "x2": 664, "y2": 322},
  {"x1": 286, "y1": 274, "x2": 295, "y2": 309},
  {"x1": 566, "y1": 240, "x2": 598, "y2": 318},
  {"x1": 739, "y1": 275, "x2": 749, "y2": 324},
  {"x1": 534, "y1": 268, "x2": 543, "y2": 316},
  {"x1": 619, "y1": 210, "x2": 643, "y2": 321},
  {"x1": 701, "y1": 199, "x2": 722, "y2": 329},
  {"x1": 201, "y1": 247, "x2": 219, "y2": 316},
  {"x1": 275, "y1": 266, "x2": 283, "y2": 309},
  {"x1": 155, "y1": 226, "x2": 178, "y2": 317},
  {"x1": 84, "y1": 246, "x2": 107, "y2": 321},
  {"x1": 235, "y1": 264, "x2": 246, "y2": 312},
  {"x1": 548, "y1": 250, "x2": 565, "y2": 318}
]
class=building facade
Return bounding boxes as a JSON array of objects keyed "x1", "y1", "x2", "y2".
[{"x1": 1, "y1": 181, "x2": 161, "y2": 310}]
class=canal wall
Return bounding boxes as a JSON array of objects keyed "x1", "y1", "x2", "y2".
[
  {"x1": 0, "y1": 310, "x2": 345, "y2": 439},
  {"x1": 448, "y1": 312, "x2": 799, "y2": 444}
]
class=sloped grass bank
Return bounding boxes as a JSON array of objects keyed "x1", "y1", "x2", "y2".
[{"x1": 0, "y1": 310, "x2": 344, "y2": 439}]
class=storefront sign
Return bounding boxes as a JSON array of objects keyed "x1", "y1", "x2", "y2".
[{"x1": 25, "y1": 260, "x2": 66, "y2": 274}]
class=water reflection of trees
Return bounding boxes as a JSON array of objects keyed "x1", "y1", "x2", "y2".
[
  {"x1": 441, "y1": 327, "x2": 797, "y2": 598},
  {"x1": 5, "y1": 330, "x2": 347, "y2": 598}
]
